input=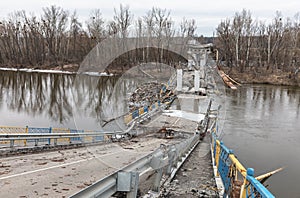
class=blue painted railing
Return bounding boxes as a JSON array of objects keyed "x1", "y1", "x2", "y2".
[
  {"x1": 211, "y1": 131, "x2": 275, "y2": 198},
  {"x1": 0, "y1": 126, "x2": 106, "y2": 145}
]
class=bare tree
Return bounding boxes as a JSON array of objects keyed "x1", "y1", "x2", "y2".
[
  {"x1": 41, "y1": 5, "x2": 68, "y2": 66},
  {"x1": 86, "y1": 9, "x2": 105, "y2": 43},
  {"x1": 216, "y1": 19, "x2": 234, "y2": 67},
  {"x1": 180, "y1": 18, "x2": 196, "y2": 37},
  {"x1": 113, "y1": 4, "x2": 132, "y2": 39},
  {"x1": 67, "y1": 11, "x2": 82, "y2": 62},
  {"x1": 113, "y1": 4, "x2": 133, "y2": 70}
]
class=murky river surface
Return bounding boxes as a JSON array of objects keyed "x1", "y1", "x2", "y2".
[
  {"x1": 0, "y1": 70, "x2": 299, "y2": 197},
  {"x1": 0, "y1": 70, "x2": 139, "y2": 131},
  {"x1": 223, "y1": 85, "x2": 300, "y2": 197}
]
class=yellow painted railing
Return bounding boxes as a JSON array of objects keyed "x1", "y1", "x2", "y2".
[
  {"x1": 212, "y1": 130, "x2": 276, "y2": 198},
  {"x1": 0, "y1": 126, "x2": 108, "y2": 146}
]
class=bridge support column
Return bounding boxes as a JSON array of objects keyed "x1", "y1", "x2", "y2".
[
  {"x1": 176, "y1": 69, "x2": 182, "y2": 92},
  {"x1": 194, "y1": 70, "x2": 200, "y2": 92}
]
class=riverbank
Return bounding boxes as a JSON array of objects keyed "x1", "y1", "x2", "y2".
[
  {"x1": 2, "y1": 65, "x2": 300, "y2": 87},
  {"x1": 224, "y1": 67, "x2": 300, "y2": 87},
  {"x1": 0, "y1": 63, "x2": 79, "y2": 72},
  {"x1": 0, "y1": 65, "x2": 113, "y2": 77}
]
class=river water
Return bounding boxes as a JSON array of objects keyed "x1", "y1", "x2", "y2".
[
  {"x1": 0, "y1": 70, "x2": 126, "y2": 131},
  {"x1": 0, "y1": 70, "x2": 299, "y2": 197},
  {"x1": 222, "y1": 85, "x2": 300, "y2": 197}
]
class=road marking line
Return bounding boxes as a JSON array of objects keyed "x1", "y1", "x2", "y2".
[
  {"x1": 0, "y1": 149, "x2": 152, "y2": 181},
  {"x1": 0, "y1": 158, "x2": 92, "y2": 181}
]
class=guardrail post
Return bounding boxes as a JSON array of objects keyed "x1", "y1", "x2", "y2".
[
  {"x1": 68, "y1": 128, "x2": 71, "y2": 144},
  {"x1": 166, "y1": 146, "x2": 176, "y2": 175},
  {"x1": 35, "y1": 139, "x2": 38, "y2": 146},
  {"x1": 150, "y1": 148, "x2": 169, "y2": 192},
  {"x1": 127, "y1": 172, "x2": 139, "y2": 198},
  {"x1": 152, "y1": 168, "x2": 163, "y2": 192},
  {"x1": 24, "y1": 126, "x2": 28, "y2": 146},
  {"x1": 117, "y1": 172, "x2": 139, "y2": 198},
  {"x1": 48, "y1": 127, "x2": 52, "y2": 145},
  {"x1": 246, "y1": 168, "x2": 254, "y2": 197},
  {"x1": 10, "y1": 140, "x2": 14, "y2": 148},
  {"x1": 54, "y1": 138, "x2": 57, "y2": 146}
]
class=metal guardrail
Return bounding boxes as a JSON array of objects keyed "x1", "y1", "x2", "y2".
[
  {"x1": 71, "y1": 88, "x2": 199, "y2": 198},
  {"x1": 124, "y1": 101, "x2": 161, "y2": 125},
  {"x1": 71, "y1": 132, "x2": 200, "y2": 198},
  {"x1": 0, "y1": 121, "x2": 138, "y2": 148},
  {"x1": 0, "y1": 132, "x2": 111, "y2": 148},
  {"x1": 211, "y1": 129, "x2": 275, "y2": 197},
  {"x1": 0, "y1": 125, "x2": 130, "y2": 148},
  {"x1": 124, "y1": 97, "x2": 175, "y2": 126}
]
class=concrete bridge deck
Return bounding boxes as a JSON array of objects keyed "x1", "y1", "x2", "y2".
[{"x1": 0, "y1": 135, "x2": 178, "y2": 197}]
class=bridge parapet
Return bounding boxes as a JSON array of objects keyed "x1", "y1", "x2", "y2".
[{"x1": 211, "y1": 127, "x2": 277, "y2": 197}]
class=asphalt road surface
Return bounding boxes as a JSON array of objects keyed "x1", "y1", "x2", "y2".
[{"x1": 0, "y1": 136, "x2": 172, "y2": 198}]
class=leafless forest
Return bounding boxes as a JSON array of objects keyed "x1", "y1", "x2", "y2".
[
  {"x1": 216, "y1": 9, "x2": 300, "y2": 75},
  {"x1": 0, "y1": 5, "x2": 300, "y2": 77},
  {"x1": 0, "y1": 5, "x2": 196, "y2": 71}
]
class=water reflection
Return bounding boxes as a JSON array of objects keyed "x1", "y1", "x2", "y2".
[
  {"x1": 0, "y1": 71, "x2": 125, "y2": 129},
  {"x1": 0, "y1": 65, "x2": 173, "y2": 131},
  {"x1": 223, "y1": 85, "x2": 300, "y2": 197}
]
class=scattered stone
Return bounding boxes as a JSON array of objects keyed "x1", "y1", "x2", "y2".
[
  {"x1": 84, "y1": 181, "x2": 92, "y2": 186},
  {"x1": 191, "y1": 188, "x2": 198, "y2": 193},
  {"x1": 37, "y1": 162, "x2": 47, "y2": 165},
  {"x1": 51, "y1": 158, "x2": 64, "y2": 162},
  {"x1": 173, "y1": 179, "x2": 179, "y2": 184},
  {"x1": 77, "y1": 185, "x2": 86, "y2": 189},
  {"x1": 0, "y1": 170, "x2": 11, "y2": 175},
  {"x1": 158, "y1": 137, "x2": 219, "y2": 198},
  {"x1": 123, "y1": 147, "x2": 134, "y2": 150},
  {"x1": 0, "y1": 164, "x2": 11, "y2": 168}
]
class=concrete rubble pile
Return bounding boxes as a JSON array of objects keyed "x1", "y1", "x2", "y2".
[{"x1": 128, "y1": 82, "x2": 173, "y2": 112}]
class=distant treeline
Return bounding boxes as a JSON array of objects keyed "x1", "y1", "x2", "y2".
[
  {"x1": 1, "y1": 6, "x2": 299, "y2": 74},
  {"x1": 0, "y1": 5, "x2": 197, "y2": 70},
  {"x1": 216, "y1": 9, "x2": 300, "y2": 74}
]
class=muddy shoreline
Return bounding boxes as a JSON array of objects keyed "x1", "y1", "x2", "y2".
[
  {"x1": 1, "y1": 65, "x2": 300, "y2": 87},
  {"x1": 224, "y1": 67, "x2": 300, "y2": 87}
]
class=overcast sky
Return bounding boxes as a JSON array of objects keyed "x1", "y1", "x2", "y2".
[{"x1": 0, "y1": 0, "x2": 299, "y2": 36}]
